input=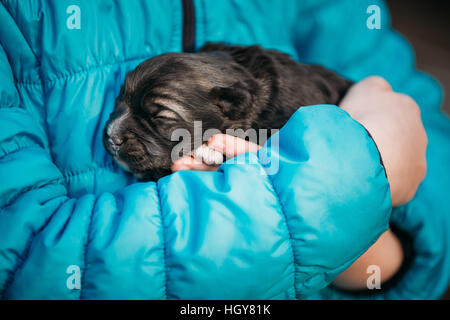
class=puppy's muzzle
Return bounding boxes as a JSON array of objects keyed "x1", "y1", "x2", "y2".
[{"x1": 103, "y1": 102, "x2": 129, "y2": 156}]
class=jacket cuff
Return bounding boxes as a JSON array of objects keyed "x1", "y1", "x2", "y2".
[{"x1": 257, "y1": 104, "x2": 392, "y2": 297}]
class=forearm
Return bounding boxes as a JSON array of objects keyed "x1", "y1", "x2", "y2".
[{"x1": 333, "y1": 228, "x2": 404, "y2": 290}]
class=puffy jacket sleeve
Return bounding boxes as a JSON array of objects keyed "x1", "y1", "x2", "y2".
[
  {"x1": 0, "y1": 42, "x2": 391, "y2": 298},
  {"x1": 294, "y1": 0, "x2": 450, "y2": 299}
]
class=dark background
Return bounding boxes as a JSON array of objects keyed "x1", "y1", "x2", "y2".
[
  {"x1": 385, "y1": 0, "x2": 450, "y2": 299},
  {"x1": 387, "y1": 0, "x2": 450, "y2": 115}
]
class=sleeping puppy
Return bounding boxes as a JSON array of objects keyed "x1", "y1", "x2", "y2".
[{"x1": 103, "y1": 43, "x2": 353, "y2": 181}]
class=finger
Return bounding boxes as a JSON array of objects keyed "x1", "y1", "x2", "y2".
[
  {"x1": 171, "y1": 156, "x2": 218, "y2": 172},
  {"x1": 207, "y1": 134, "x2": 261, "y2": 158}
]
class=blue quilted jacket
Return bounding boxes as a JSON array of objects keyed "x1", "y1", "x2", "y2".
[{"x1": 0, "y1": 0, "x2": 449, "y2": 299}]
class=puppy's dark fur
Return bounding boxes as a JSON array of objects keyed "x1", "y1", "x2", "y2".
[{"x1": 103, "y1": 43, "x2": 353, "y2": 181}]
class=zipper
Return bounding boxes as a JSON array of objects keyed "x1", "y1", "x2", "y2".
[{"x1": 181, "y1": 0, "x2": 196, "y2": 52}]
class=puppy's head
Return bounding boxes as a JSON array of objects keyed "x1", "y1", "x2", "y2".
[{"x1": 104, "y1": 47, "x2": 268, "y2": 181}]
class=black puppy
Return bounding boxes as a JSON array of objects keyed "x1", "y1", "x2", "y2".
[{"x1": 103, "y1": 43, "x2": 353, "y2": 181}]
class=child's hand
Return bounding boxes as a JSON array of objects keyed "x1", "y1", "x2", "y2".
[
  {"x1": 340, "y1": 76, "x2": 428, "y2": 206},
  {"x1": 171, "y1": 134, "x2": 261, "y2": 172},
  {"x1": 173, "y1": 76, "x2": 427, "y2": 208}
]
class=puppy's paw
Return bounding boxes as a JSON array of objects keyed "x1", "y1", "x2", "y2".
[{"x1": 192, "y1": 144, "x2": 224, "y2": 166}]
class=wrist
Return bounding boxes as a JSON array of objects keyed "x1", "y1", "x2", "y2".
[{"x1": 333, "y1": 228, "x2": 404, "y2": 291}]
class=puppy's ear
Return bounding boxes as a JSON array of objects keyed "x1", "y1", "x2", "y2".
[
  {"x1": 307, "y1": 65, "x2": 354, "y2": 102},
  {"x1": 200, "y1": 43, "x2": 276, "y2": 80},
  {"x1": 209, "y1": 82, "x2": 253, "y2": 121}
]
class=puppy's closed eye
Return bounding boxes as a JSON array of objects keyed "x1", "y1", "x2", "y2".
[
  {"x1": 152, "y1": 98, "x2": 188, "y2": 120},
  {"x1": 154, "y1": 109, "x2": 179, "y2": 120}
]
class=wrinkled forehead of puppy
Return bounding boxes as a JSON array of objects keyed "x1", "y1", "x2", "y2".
[
  {"x1": 119, "y1": 52, "x2": 256, "y2": 116},
  {"x1": 124, "y1": 52, "x2": 250, "y2": 96}
]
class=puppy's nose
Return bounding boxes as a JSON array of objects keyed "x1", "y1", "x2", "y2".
[
  {"x1": 105, "y1": 120, "x2": 126, "y2": 144},
  {"x1": 108, "y1": 135, "x2": 124, "y2": 148},
  {"x1": 104, "y1": 121, "x2": 126, "y2": 155}
]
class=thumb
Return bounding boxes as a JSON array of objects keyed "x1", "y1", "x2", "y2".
[{"x1": 207, "y1": 134, "x2": 261, "y2": 158}]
